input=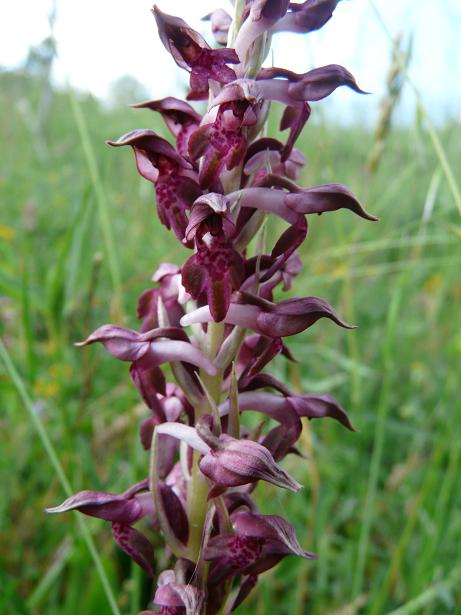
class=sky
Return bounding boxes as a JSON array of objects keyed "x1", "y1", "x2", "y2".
[{"x1": 1, "y1": 0, "x2": 461, "y2": 124}]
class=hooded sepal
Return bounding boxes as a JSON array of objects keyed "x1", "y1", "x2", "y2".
[
  {"x1": 198, "y1": 424, "x2": 301, "y2": 495},
  {"x1": 272, "y1": 0, "x2": 339, "y2": 34},
  {"x1": 153, "y1": 6, "x2": 239, "y2": 100},
  {"x1": 182, "y1": 194, "x2": 245, "y2": 322},
  {"x1": 154, "y1": 566, "x2": 205, "y2": 615},
  {"x1": 45, "y1": 480, "x2": 150, "y2": 524},
  {"x1": 132, "y1": 97, "x2": 201, "y2": 158},
  {"x1": 108, "y1": 129, "x2": 201, "y2": 242}
]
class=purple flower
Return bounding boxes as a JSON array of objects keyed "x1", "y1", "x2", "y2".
[
  {"x1": 137, "y1": 263, "x2": 187, "y2": 332},
  {"x1": 256, "y1": 64, "x2": 367, "y2": 103},
  {"x1": 182, "y1": 291, "x2": 353, "y2": 337},
  {"x1": 153, "y1": 566, "x2": 204, "y2": 615},
  {"x1": 221, "y1": 390, "x2": 354, "y2": 431},
  {"x1": 188, "y1": 99, "x2": 261, "y2": 188},
  {"x1": 153, "y1": 5, "x2": 239, "y2": 100},
  {"x1": 49, "y1": 2, "x2": 373, "y2": 612},
  {"x1": 46, "y1": 481, "x2": 156, "y2": 576},
  {"x1": 181, "y1": 193, "x2": 245, "y2": 322},
  {"x1": 196, "y1": 419, "x2": 301, "y2": 497},
  {"x1": 227, "y1": 182, "x2": 377, "y2": 224},
  {"x1": 205, "y1": 511, "x2": 315, "y2": 582},
  {"x1": 108, "y1": 129, "x2": 201, "y2": 242},
  {"x1": 132, "y1": 97, "x2": 201, "y2": 158},
  {"x1": 76, "y1": 324, "x2": 217, "y2": 374},
  {"x1": 243, "y1": 137, "x2": 306, "y2": 181},
  {"x1": 212, "y1": 66, "x2": 367, "y2": 156}
]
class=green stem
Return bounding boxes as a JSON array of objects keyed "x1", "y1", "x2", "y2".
[{"x1": 187, "y1": 321, "x2": 225, "y2": 562}]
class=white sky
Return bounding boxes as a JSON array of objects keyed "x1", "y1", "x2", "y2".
[{"x1": 1, "y1": 0, "x2": 461, "y2": 123}]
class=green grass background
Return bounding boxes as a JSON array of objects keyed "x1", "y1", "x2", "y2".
[{"x1": 1, "y1": 57, "x2": 460, "y2": 615}]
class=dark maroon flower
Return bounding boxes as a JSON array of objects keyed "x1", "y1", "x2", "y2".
[
  {"x1": 77, "y1": 325, "x2": 216, "y2": 416},
  {"x1": 137, "y1": 263, "x2": 187, "y2": 332},
  {"x1": 46, "y1": 481, "x2": 156, "y2": 576},
  {"x1": 221, "y1": 390, "x2": 354, "y2": 431},
  {"x1": 279, "y1": 102, "x2": 312, "y2": 159},
  {"x1": 196, "y1": 419, "x2": 301, "y2": 496},
  {"x1": 153, "y1": 567, "x2": 204, "y2": 615},
  {"x1": 182, "y1": 291, "x2": 353, "y2": 337},
  {"x1": 153, "y1": 6, "x2": 239, "y2": 100},
  {"x1": 205, "y1": 511, "x2": 315, "y2": 582},
  {"x1": 189, "y1": 98, "x2": 261, "y2": 188},
  {"x1": 45, "y1": 480, "x2": 151, "y2": 524},
  {"x1": 242, "y1": 251, "x2": 303, "y2": 300},
  {"x1": 108, "y1": 129, "x2": 201, "y2": 242},
  {"x1": 243, "y1": 137, "x2": 306, "y2": 181},
  {"x1": 132, "y1": 97, "x2": 201, "y2": 158},
  {"x1": 76, "y1": 324, "x2": 217, "y2": 374},
  {"x1": 181, "y1": 194, "x2": 245, "y2": 322},
  {"x1": 256, "y1": 64, "x2": 367, "y2": 102},
  {"x1": 227, "y1": 182, "x2": 377, "y2": 224}
]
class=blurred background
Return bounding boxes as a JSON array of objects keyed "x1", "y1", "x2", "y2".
[{"x1": 1, "y1": 1, "x2": 460, "y2": 614}]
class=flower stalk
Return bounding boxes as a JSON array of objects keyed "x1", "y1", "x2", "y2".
[{"x1": 47, "y1": 2, "x2": 373, "y2": 613}]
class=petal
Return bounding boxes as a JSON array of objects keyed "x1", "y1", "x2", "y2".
[
  {"x1": 148, "y1": 339, "x2": 217, "y2": 375},
  {"x1": 181, "y1": 303, "x2": 260, "y2": 330},
  {"x1": 156, "y1": 423, "x2": 211, "y2": 456},
  {"x1": 288, "y1": 393, "x2": 355, "y2": 431},
  {"x1": 279, "y1": 102, "x2": 311, "y2": 160},
  {"x1": 130, "y1": 363, "x2": 167, "y2": 415},
  {"x1": 257, "y1": 64, "x2": 367, "y2": 103},
  {"x1": 75, "y1": 325, "x2": 148, "y2": 362},
  {"x1": 285, "y1": 183, "x2": 378, "y2": 221},
  {"x1": 112, "y1": 522, "x2": 155, "y2": 577},
  {"x1": 46, "y1": 488, "x2": 143, "y2": 524},
  {"x1": 256, "y1": 296, "x2": 355, "y2": 337},
  {"x1": 132, "y1": 96, "x2": 201, "y2": 138},
  {"x1": 153, "y1": 6, "x2": 209, "y2": 71},
  {"x1": 159, "y1": 483, "x2": 189, "y2": 544},
  {"x1": 205, "y1": 534, "x2": 263, "y2": 582},
  {"x1": 155, "y1": 581, "x2": 204, "y2": 615},
  {"x1": 272, "y1": 0, "x2": 339, "y2": 34},
  {"x1": 199, "y1": 435, "x2": 301, "y2": 492},
  {"x1": 287, "y1": 64, "x2": 368, "y2": 101},
  {"x1": 107, "y1": 129, "x2": 191, "y2": 180},
  {"x1": 232, "y1": 511, "x2": 316, "y2": 559}
]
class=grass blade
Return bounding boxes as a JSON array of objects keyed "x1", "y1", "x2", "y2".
[
  {"x1": 368, "y1": 0, "x2": 461, "y2": 217},
  {"x1": 0, "y1": 340, "x2": 122, "y2": 615},
  {"x1": 351, "y1": 276, "x2": 403, "y2": 599},
  {"x1": 68, "y1": 86, "x2": 124, "y2": 320}
]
